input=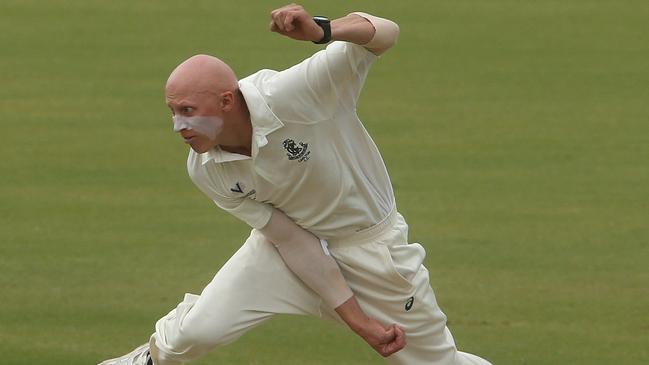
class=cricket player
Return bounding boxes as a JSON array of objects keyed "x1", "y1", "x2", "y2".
[{"x1": 99, "y1": 4, "x2": 492, "y2": 365}]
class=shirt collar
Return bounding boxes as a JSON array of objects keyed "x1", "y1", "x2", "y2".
[
  {"x1": 199, "y1": 146, "x2": 250, "y2": 165},
  {"x1": 199, "y1": 76, "x2": 284, "y2": 165}
]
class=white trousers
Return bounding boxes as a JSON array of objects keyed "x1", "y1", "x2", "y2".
[{"x1": 152, "y1": 211, "x2": 492, "y2": 365}]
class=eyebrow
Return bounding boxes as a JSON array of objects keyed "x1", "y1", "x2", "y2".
[{"x1": 166, "y1": 100, "x2": 196, "y2": 109}]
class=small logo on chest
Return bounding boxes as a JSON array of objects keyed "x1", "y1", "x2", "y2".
[
  {"x1": 230, "y1": 182, "x2": 244, "y2": 193},
  {"x1": 282, "y1": 138, "x2": 310, "y2": 162},
  {"x1": 230, "y1": 182, "x2": 256, "y2": 199}
]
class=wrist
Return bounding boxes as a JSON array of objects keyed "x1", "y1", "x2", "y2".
[
  {"x1": 348, "y1": 315, "x2": 372, "y2": 336},
  {"x1": 312, "y1": 16, "x2": 331, "y2": 44}
]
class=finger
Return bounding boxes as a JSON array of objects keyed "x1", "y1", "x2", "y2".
[
  {"x1": 269, "y1": 8, "x2": 281, "y2": 27},
  {"x1": 271, "y1": 9, "x2": 286, "y2": 32},
  {"x1": 383, "y1": 325, "x2": 406, "y2": 356},
  {"x1": 394, "y1": 325, "x2": 404, "y2": 336},
  {"x1": 273, "y1": 16, "x2": 284, "y2": 33},
  {"x1": 395, "y1": 326, "x2": 406, "y2": 346},
  {"x1": 284, "y1": 13, "x2": 295, "y2": 32},
  {"x1": 269, "y1": 20, "x2": 278, "y2": 32},
  {"x1": 269, "y1": 4, "x2": 290, "y2": 18},
  {"x1": 384, "y1": 325, "x2": 395, "y2": 339},
  {"x1": 277, "y1": 11, "x2": 289, "y2": 32},
  {"x1": 383, "y1": 339, "x2": 405, "y2": 356},
  {"x1": 382, "y1": 332, "x2": 406, "y2": 356}
]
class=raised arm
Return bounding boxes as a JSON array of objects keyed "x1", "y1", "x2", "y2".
[
  {"x1": 260, "y1": 208, "x2": 406, "y2": 357},
  {"x1": 269, "y1": 4, "x2": 399, "y2": 55}
]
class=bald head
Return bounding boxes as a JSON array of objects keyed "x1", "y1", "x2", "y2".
[
  {"x1": 165, "y1": 54, "x2": 252, "y2": 155},
  {"x1": 166, "y1": 54, "x2": 238, "y2": 99}
]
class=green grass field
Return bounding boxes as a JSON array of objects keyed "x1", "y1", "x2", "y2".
[{"x1": 1, "y1": 0, "x2": 648, "y2": 364}]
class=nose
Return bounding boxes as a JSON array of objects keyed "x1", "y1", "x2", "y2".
[{"x1": 172, "y1": 116, "x2": 190, "y2": 133}]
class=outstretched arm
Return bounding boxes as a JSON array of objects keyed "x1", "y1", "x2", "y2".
[
  {"x1": 260, "y1": 208, "x2": 406, "y2": 357},
  {"x1": 270, "y1": 4, "x2": 399, "y2": 55},
  {"x1": 260, "y1": 208, "x2": 353, "y2": 309}
]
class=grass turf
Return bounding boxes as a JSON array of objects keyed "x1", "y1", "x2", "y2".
[{"x1": 1, "y1": 0, "x2": 647, "y2": 364}]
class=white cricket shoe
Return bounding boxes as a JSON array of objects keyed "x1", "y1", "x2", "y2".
[{"x1": 98, "y1": 343, "x2": 152, "y2": 365}]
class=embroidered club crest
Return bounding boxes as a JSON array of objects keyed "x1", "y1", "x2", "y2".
[{"x1": 282, "y1": 138, "x2": 310, "y2": 162}]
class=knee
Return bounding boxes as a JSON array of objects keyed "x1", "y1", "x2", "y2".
[{"x1": 149, "y1": 338, "x2": 181, "y2": 365}]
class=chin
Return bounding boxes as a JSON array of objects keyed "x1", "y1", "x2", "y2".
[
  {"x1": 186, "y1": 138, "x2": 218, "y2": 154},
  {"x1": 191, "y1": 146, "x2": 209, "y2": 153},
  {"x1": 190, "y1": 144, "x2": 210, "y2": 153}
]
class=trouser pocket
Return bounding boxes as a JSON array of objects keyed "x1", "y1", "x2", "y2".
[{"x1": 378, "y1": 242, "x2": 426, "y2": 289}]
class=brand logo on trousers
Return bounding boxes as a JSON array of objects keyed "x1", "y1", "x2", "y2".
[{"x1": 405, "y1": 296, "x2": 415, "y2": 311}]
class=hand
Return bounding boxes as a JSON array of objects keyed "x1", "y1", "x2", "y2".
[
  {"x1": 355, "y1": 318, "x2": 407, "y2": 357},
  {"x1": 269, "y1": 3, "x2": 324, "y2": 42},
  {"x1": 335, "y1": 296, "x2": 407, "y2": 357}
]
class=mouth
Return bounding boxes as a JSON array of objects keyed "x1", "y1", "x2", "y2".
[{"x1": 183, "y1": 136, "x2": 195, "y2": 144}]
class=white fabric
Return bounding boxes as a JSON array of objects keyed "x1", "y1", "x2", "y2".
[
  {"x1": 172, "y1": 115, "x2": 224, "y2": 140},
  {"x1": 319, "y1": 238, "x2": 330, "y2": 255},
  {"x1": 152, "y1": 214, "x2": 493, "y2": 365},
  {"x1": 187, "y1": 41, "x2": 394, "y2": 239},
  {"x1": 350, "y1": 12, "x2": 400, "y2": 54},
  {"x1": 98, "y1": 343, "x2": 151, "y2": 365}
]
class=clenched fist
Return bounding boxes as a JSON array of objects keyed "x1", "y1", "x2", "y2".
[{"x1": 269, "y1": 3, "x2": 325, "y2": 42}]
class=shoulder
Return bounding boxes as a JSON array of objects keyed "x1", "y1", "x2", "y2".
[
  {"x1": 241, "y1": 42, "x2": 375, "y2": 90},
  {"x1": 186, "y1": 149, "x2": 205, "y2": 183},
  {"x1": 240, "y1": 69, "x2": 278, "y2": 92}
]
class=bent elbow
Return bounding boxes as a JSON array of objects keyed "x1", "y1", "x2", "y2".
[
  {"x1": 351, "y1": 12, "x2": 401, "y2": 55},
  {"x1": 383, "y1": 19, "x2": 400, "y2": 51}
]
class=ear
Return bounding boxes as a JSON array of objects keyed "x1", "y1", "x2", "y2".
[{"x1": 220, "y1": 91, "x2": 235, "y2": 112}]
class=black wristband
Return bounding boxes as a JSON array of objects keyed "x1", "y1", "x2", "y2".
[{"x1": 312, "y1": 16, "x2": 331, "y2": 44}]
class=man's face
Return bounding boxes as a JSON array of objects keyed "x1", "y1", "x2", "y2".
[{"x1": 166, "y1": 91, "x2": 223, "y2": 153}]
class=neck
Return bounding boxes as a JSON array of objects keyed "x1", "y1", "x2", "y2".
[{"x1": 220, "y1": 90, "x2": 252, "y2": 156}]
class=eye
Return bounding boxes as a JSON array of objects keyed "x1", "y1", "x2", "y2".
[{"x1": 181, "y1": 106, "x2": 195, "y2": 114}]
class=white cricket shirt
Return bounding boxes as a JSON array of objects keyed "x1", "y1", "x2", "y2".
[{"x1": 187, "y1": 41, "x2": 395, "y2": 239}]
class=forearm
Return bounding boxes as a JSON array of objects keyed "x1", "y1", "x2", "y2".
[
  {"x1": 330, "y1": 15, "x2": 374, "y2": 47},
  {"x1": 259, "y1": 208, "x2": 353, "y2": 309},
  {"x1": 334, "y1": 295, "x2": 372, "y2": 334},
  {"x1": 259, "y1": 210, "x2": 405, "y2": 356}
]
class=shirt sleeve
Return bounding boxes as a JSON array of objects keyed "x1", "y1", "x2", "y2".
[
  {"x1": 264, "y1": 41, "x2": 378, "y2": 122},
  {"x1": 187, "y1": 157, "x2": 274, "y2": 229},
  {"x1": 212, "y1": 196, "x2": 273, "y2": 229}
]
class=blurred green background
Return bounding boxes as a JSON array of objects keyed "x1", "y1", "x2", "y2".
[{"x1": 1, "y1": 0, "x2": 648, "y2": 364}]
